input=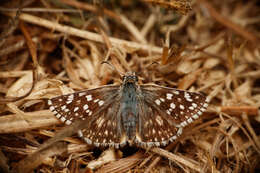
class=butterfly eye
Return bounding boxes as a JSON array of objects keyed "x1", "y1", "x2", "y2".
[{"x1": 134, "y1": 76, "x2": 138, "y2": 82}]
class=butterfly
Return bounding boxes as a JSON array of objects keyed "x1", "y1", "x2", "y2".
[{"x1": 48, "y1": 71, "x2": 209, "y2": 148}]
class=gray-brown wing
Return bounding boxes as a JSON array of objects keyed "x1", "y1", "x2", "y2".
[
  {"x1": 134, "y1": 84, "x2": 209, "y2": 147},
  {"x1": 48, "y1": 85, "x2": 127, "y2": 148}
]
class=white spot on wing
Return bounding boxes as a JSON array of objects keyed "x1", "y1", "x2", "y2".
[
  {"x1": 48, "y1": 100, "x2": 52, "y2": 105},
  {"x1": 74, "y1": 107, "x2": 79, "y2": 112},
  {"x1": 166, "y1": 93, "x2": 173, "y2": 100},
  {"x1": 173, "y1": 90, "x2": 180, "y2": 95},
  {"x1": 170, "y1": 135, "x2": 177, "y2": 141},
  {"x1": 184, "y1": 92, "x2": 190, "y2": 98},
  {"x1": 187, "y1": 118, "x2": 193, "y2": 123},
  {"x1": 83, "y1": 104, "x2": 89, "y2": 110},
  {"x1": 180, "y1": 121, "x2": 187, "y2": 127},
  {"x1": 98, "y1": 100, "x2": 104, "y2": 106},
  {"x1": 50, "y1": 106, "x2": 55, "y2": 111},
  {"x1": 192, "y1": 114, "x2": 199, "y2": 119},
  {"x1": 61, "y1": 105, "x2": 66, "y2": 110},
  {"x1": 66, "y1": 100, "x2": 72, "y2": 104},
  {"x1": 189, "y1": 106, "x2": 194, "y2": 110},
  {"x1": 177, "y1": 127, "x2": 183, "y2": 136},
  {"x1": 86, "y1": 95, "x2": 92, "y2": 101},
  {"x1": 160, "y1": 98, "x2": 165, "y2": 102},
  {"x1": 187, "y1": 98, "x2": 193, "y2": 102},
  {"x1": 68, "y1": 94, "x2": 74, "y2": 100},
  {"x1": 155, "y1": 99, "x2": 161, "y2": 105},
  {"x1": 180, "y1": 104, "x2": 185, "y2": 110},
  {"x1": 170, "y1": 103, "x2": 176, "y2": 109},
  {"x1": 201, "y1": 108, "x2": 206, "y2": 112},
  {"x1": 56, "y1": 114, "x2": 61, "y2": 118},
  {"x1": 78, "y1": 130, "x2": 83, "y2": 137},
  {"x1": 94, "y1": 99, "x2": 100, "y2": 103},
  {"x1": 60, "y1": 117, "x2": 66, "y2": 122},
  {"x1": 203, "y1": 103, "x2": 208, "y2": 108},
  {"x1": 192, "y1": 103, "x2": 197, "y2": 108},
  {"x1": 84, "y1": 138, "x2": 92, "y2": 144},
  {"x1": 79, "y1": 92, "x2": 86, "y2": 97},
  {"x1": 65, "y1": 120, "x2": 72, "y2": 125}
]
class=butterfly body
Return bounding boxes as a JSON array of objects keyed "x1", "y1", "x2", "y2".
[
  {"x1": 48, "y1": 72, "x2": 209, "y2": 148},
  {"x1": 120, "y1": 82, "x2": 139, "y2": 142}
]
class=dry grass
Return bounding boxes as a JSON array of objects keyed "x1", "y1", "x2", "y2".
[{"x1": 0, "y1": 0, "x2": 259, "y2": 172}]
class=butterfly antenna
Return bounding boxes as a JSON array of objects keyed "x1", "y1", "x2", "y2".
[
  {"x1": 147, "y1": 61, "x2": 159, "y2": 68},
  {"x1": 101, "y1": 61, "x2": 124, "y2": 77}
]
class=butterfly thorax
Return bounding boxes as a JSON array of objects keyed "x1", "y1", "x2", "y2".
[{"x1": 120, "y1": 73, "x2": 139, "y2": 142}]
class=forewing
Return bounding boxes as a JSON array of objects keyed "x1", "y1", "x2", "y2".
[
  {"x1": 48, "y1": 85, "x2": 126, "y2": 148},
  {"x1": 141, "y1": 84, "x2": 209, "y2": 127}
]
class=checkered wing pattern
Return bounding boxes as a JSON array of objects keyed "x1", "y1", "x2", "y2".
[
  {"x1": 134, "y1": 84, "x2": 209, "y2": 146},
  {"x1": 48, "y1": 72, "x2": 209, "y2": 148},
  {"x1": 48, "y1": 85, "x2": 126, "y2": 147}
]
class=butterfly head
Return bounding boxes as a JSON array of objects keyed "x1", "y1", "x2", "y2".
[{"x1": 122, "y1": 72, "x2": 138, "y2": 84}]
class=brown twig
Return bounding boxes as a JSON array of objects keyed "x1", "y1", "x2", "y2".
[
  {"x1": 0, "y1": 110, "x2": 60, "y2": 134},
  {"x1": 4, "y1": 12, "x2": 162, "y2": 53},
  {"x1": 150, "y1": 148, "x2": 201, "y2": 172},
  {"x1": 0, "y1": 21, "x2": 38, "y2": 103},
  {"x1": 60, "y1": 0, "x2": 121, "y2": 21},
  {"x1": 96, "y1": 151, "x2": 146, "y2": 173},
  {"x1": 14, "y1": 142, "x2": 67, "y2": 173},
  {"x1": 220, "y1": 106, "x2": 258, "y2": 116}
]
